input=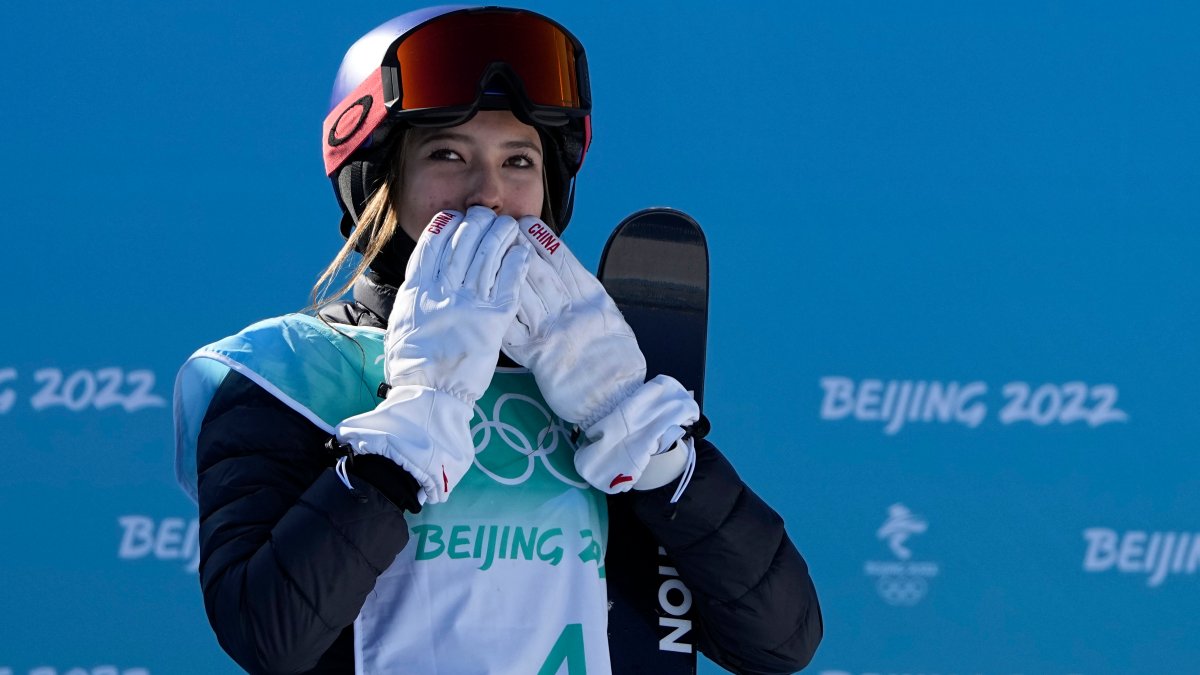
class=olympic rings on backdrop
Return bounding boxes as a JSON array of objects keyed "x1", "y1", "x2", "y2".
[{"x1": 875, "y1": 575, "x2": 928, "y2": 606}]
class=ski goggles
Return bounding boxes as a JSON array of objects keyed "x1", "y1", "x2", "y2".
[{"x1": 324, "y1": 7, "x2": 591, "y2": 175}]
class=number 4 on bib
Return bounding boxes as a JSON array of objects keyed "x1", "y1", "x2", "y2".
[{"x1": 537, "y1": 623, "x2": 587, "y2": 675}]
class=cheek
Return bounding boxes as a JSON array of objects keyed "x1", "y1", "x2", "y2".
[
  {"x1": 399, "y1": 173, "x2": 464, "y2": 239},
  {"x1": 505, "y1": 175, "x2": 545, "y2": 219}
]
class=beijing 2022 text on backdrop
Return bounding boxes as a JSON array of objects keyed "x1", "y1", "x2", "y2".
[{"x1": 2, "y1": 2, "x2": 1197, "y2": 674}]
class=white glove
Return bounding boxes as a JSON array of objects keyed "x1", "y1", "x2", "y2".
[
  {"x1": 336, "y1": 207, "x2": 530, "y2": 504},
  {"x1": 573, "y1": 374, "x2": 700, "y2": 495},
  {"x1": 503, "y1": 217, "x2": 699, "y2": 494},
  {"x1": 503, "y1": 217, "x2": 646, "y2": 427}
]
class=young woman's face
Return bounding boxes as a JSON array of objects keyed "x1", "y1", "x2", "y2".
[{"x1": 398, "y1": 110, "x2": 546, "y2": 241}]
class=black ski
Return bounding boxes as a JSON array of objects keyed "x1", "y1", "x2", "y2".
[{"x1": 598, "y1": 207, "x2": 708, "y2": 675}]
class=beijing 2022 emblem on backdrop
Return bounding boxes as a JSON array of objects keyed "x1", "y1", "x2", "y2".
[{"x1": 864, "y1": 503, "x2": 940, "y2": 606}]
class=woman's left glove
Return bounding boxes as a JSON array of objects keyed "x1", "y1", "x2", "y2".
[
  {"x1": 503, "y1": 217, "x2": 699, "y2": 495},
  {"x1": 336, "y1": 207, "x2": 531, "y2": 504}
]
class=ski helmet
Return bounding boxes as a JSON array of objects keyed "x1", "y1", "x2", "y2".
[{"x1": 323, "y1": 5, "x2": 592, "y2": 244}]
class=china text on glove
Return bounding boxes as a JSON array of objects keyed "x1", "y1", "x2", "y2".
[{"x1": 336, "y1": 207, "x2": 531, "y2": 504}]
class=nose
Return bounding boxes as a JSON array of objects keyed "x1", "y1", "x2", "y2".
[{"x1": 466, "y1": 164, "x2": 503, "y2": 213}]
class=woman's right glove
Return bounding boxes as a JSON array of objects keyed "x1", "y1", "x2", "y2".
[
  {"x1": 502, "y1": 217, "x2": 699, "y2": 495},
  {"x1": 336, "y1": 207, "x2": 530, "y2": 505}
]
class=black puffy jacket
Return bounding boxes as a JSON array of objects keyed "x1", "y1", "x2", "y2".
[{"x1": 195, "y1": 274, "x2": 822, "y2": 674}]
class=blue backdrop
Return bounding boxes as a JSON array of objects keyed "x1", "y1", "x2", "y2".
[{"x1": 2, "y1": 2, "x2": 1197, "y2": 674}]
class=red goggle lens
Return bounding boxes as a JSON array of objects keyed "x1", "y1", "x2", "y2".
[{"x1": 392, "y1": 11, "x2": 582, "y2": 110}]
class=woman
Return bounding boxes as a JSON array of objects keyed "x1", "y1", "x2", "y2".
[{"x1": 175, "y1": 6, "x2": 821, "y2": 674}]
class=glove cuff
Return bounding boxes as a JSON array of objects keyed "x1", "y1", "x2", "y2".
[
  {"x1": 578, "y1": 377, "x2": 642, "y2": 431},
  {"x1": 634, "y1": 434, "x2": 688, "y2": 491},
  {"x1": 335, "y1": 385, "x2": 476, "y2": 504},
  {"x1": 575, "y1": 375, "x2": 700, "y2": 494}
]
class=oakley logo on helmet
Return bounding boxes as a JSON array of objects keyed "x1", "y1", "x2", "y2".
[
  {"x1": 327, "y1": 95, "x2": 374, "y2": 148},
  {"x1": 322, "y1": 67, "x2": 388, "y2": 176}
]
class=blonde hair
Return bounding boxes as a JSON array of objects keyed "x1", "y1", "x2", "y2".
[
  {"x1": 308, "y1": 130, "x2": 409, "y2": 313},
  {"x1": 307, "y1": 123, "x2": 556, "y2": 314}
]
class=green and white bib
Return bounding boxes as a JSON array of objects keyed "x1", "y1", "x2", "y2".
[{"x1": 174, "y1": 314, "x2": 611, "y2": 674}]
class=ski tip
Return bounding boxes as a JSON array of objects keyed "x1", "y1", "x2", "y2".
[
  {"x1": 617, "y1": 206, "x2": 703, "y2": 230},
  {"x1": 603, "y1": 207, "x2": 707, "y2": 254}
]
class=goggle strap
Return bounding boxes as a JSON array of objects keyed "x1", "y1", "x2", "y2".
[{"x1": 323, "y1": 67, "x2": 389, "y2": 176}]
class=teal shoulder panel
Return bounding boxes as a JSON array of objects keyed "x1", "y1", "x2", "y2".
[{"x1": 172, "y1": 314, "x2": 386, "y2": 502}]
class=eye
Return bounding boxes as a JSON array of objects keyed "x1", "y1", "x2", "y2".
[
  {"x1": 506, "y1": 153, "x2": 537, "y2": 169},
  {"x1": 428, "y1": 148, "x2": 463, "y2": 161}
]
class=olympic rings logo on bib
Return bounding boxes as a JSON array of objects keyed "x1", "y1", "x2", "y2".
[{"x1": 470, "y1": 393, "x2": 588, "y2": 489}]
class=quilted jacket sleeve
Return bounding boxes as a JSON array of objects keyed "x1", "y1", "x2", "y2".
[
  {"x1": 627, "y1": 439, "x2": 823, "y2": 674},
  {"x1": 196, "y1": 371, "x2": 417, "y2": 674}
]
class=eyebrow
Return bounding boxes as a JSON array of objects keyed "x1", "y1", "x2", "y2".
[{"x1": 417, "y1": 131, "x2": 543, "y2": 156}]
